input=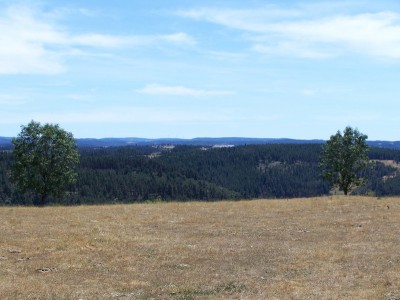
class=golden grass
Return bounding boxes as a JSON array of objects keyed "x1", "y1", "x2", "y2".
[{"x1": 1, "y1": 196, "x2": 400, "y2": 299}]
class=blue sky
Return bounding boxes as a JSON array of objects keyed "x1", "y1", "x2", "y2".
[{"x1": 1, "y1": 0, "x2": 400, "y2": 140}]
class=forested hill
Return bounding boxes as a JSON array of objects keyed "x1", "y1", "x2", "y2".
[
  {"x1": 2, "y1": 144, "x2": 400, "y2": 205},
  {"x1": 1, "y1": 136, "x2": 400, "y2": 149}
]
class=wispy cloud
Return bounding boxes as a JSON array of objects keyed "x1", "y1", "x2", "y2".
[
  {"x1": 316, "y1": 112, "x2": 380, "y2": 122},
  {"x1": 0, "y1": 106, "x2": 286, "y2": 129},
  {"x1": 0, "y1": 94, "x2": 26, "y2": 105},
  {"x1": 300, "y1": 89, "x2": 318, "y2": 97},
  {"x1": 0, "y1": 6, "x2": 65, "y2": 74},
  {"x1": 138, "y1": 84, "x2": 235, "y2": 97},
  {"x1": 64, "y1": 94, "x2": 94, "y2": 102},
  {"x1": 0, "y1": 5, "x2": 195, "y2": 74},
  {"x1": 0, "y1": 107, "x2": 236, "y2": 125},
  {"x1": 178, "y1": 6, "x2": 400, "y2": 59},
  {"x1": 207, "y1": 50, "x2": 247, "y2": 61},
  {"x1": 71, "y1": 32, "x2": 195, "y2": 48}
]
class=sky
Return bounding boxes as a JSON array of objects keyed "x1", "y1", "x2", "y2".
[{"x1": 1, "y1": 0, "x2": 400, "y2": 140}]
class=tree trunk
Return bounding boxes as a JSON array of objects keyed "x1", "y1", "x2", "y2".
[
  {"x1": 343, "y1": 185, "x2": 349, "y2": 195},
  {"x1": 38, "y1": 194, "x2": 48, "y2": 207}
]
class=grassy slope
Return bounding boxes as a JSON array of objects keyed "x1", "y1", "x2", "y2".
[{"x1": 1, "y1": 196, "x2": 400, "y2": 299}]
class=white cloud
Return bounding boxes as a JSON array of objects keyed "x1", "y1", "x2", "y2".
[
  {"x1": 64, "y1": 94, "x2": 94, "y2": 102},
  {"x1": 252, "y1": 42, "x2": 335, "y2": 59},
  {"x1": 159, "y1": 33, "x2": 196, "y2": 45},
  {"x1": 0, "y1": 5, "x2": 195, "y2": 74},
  {"x1": 0, "y1": 6, "x2": 66, "y2": 74},
  {"x1": 300, "y1": 89, "x2": 318, "y2": 97},
  {"x1": 0, "y1": 94, "x2": 26, "y2": 105},
  {"x1": 71, "y1": 34, "x2": 130, "y2": 48},
  {"x1": 316, "y1": 112, "x2": 380, "y2": 122},
  {"x1": 178, "y1": 6, "x2": 400, "y2": 59},
  {"x1": 70, "y1": 32, "x2": 195, "y2": 48},
  {"x1": 177, "y1": 7, "x2": 301, "y2": 30},
  {"x1": 267, "y1": 12, "x2": 400, "y2": 59},
  {"x1": 0, "y1": 107, "x2": 235, "y2": 125},
  {"x1": 207, "y1": 50, "x2": 247, "y2": 61},
  {"x1": 0, "y1": 106, "x2": 286, "y2": 128},
  {"x1": 138, "y1": 84, "x2": 235, "y2": 96}
]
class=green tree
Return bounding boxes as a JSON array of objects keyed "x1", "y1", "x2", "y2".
[
  {"x1": 319, "y1": 126, "x2": 370, "y2": 195},
  {"x1": 12, "y1": 121, "x2": 79, "y2": 206}
]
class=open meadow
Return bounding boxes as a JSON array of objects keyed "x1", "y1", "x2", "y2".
[{"x1": 1, "y1": 196, "x2": 400, "y2": 299}]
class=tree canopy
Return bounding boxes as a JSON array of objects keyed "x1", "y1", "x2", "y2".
[
  {"x1": 1, "y1": 140, "x2": 400, "y2": 205},
  {"x1": 319, "y1": 126, "x2": 371, "y2": 195},
  {"x1": 11, "y1": 121, "x2": 79, "y2": 206}
]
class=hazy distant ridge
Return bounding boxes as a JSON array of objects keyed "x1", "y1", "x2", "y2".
[
  {"x1": 1, "y1": 136, "x2": 400, "y2": 149},
  {"x1": 76, "y1": 137, "x2": 326, "y2": 147}
]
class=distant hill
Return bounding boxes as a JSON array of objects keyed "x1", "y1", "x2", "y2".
[
  {"x1": 1, "y1": 136, "x2": 400, "y2": 149},
  {"x1": 75, "y1": 137, "x2": 326, "y2": 147},
  {"x1": 367, "y1": 141, "x2": 400, "y2": 149},
  {"x1": 0, "y1": 137, "x2": 12, "y2": 149}
]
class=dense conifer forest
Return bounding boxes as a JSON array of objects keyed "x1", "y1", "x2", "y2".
[{"x1": 1, "y1": 144, "x2": 400, "y2": 205}]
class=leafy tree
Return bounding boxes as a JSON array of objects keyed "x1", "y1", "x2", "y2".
[
  {"x1": 319, "y1": 126, "x2": 370, "y2": 195},
  {"x1": 12, "y1": 121, "x2": 79, "y2": 206}
]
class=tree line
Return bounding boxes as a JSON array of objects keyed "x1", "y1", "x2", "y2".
[
  {"x1": 2, "y1": 142, "x2": 400, "y2": 205},
  {"x1": 2, "y1": 122, "x2": 400, "y2": 205}
]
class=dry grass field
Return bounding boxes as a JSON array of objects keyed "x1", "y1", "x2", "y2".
[{"x1": 1, "y1": 196, "x2": 400, "y2": 299}]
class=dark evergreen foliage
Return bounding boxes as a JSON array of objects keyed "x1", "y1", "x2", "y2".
[{"x1": 1, "y1": 144, "x2": 400, "y2": 205}]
